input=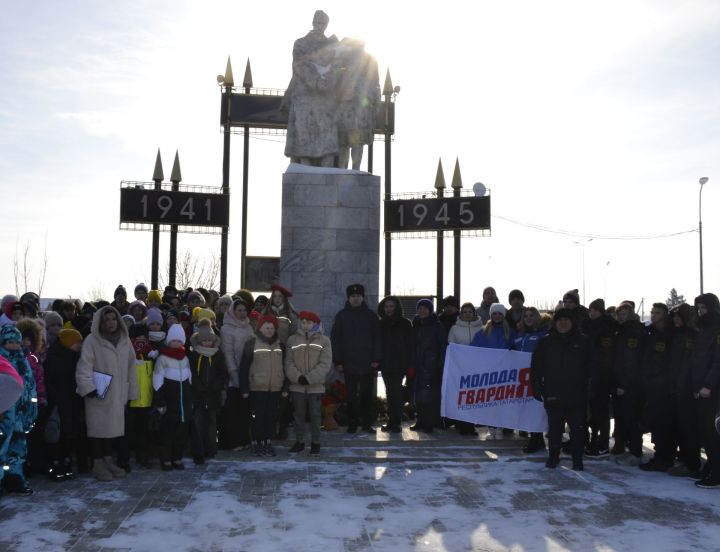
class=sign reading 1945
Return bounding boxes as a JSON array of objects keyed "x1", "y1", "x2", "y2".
[
  {"x1": 384, "y1": 196, "x2": 491, "y2": 233},
  {"x1": 120, "y1": 188, "x2": 230, "y2": 227}
]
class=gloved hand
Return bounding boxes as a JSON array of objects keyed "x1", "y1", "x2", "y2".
[
  {"x1": 155, "y1": 406, "x2": 167, "y2": 416},
  {"x1": 298, "y1": 375, "x2": 309, "y2": 385},
  {"x1": 147, "y1": 350, "x2": 159, "y2": 360}
]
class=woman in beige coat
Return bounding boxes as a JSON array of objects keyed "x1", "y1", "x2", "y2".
[
  {"x1": 76, "y1": 305, "x2": 138, "y2": 481},
  {"x1": 218, "y1": 298, "x2": 255, "y2": 450}
]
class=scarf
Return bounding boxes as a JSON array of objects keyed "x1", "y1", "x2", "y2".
[
  {"x1": 193, "y1": 345, "x2": 218, "y2": 358},
  {"x1": 160, "y1": 346, "x2": 186, "y2": 360},
  {"x1": 149, "y1": 331, "x2": 166, "y2": 343}
]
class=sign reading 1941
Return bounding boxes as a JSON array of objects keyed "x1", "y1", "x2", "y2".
[
  {"x1": 384, "y1": 196, "x2": 491, "y2": 233},
  {"x1": 120, "y1": 188, "x2": 230, "y2": 227}
]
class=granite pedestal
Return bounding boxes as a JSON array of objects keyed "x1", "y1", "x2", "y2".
[{"x1": 280, "y1": 164, "x2": 380, "y2": 332}]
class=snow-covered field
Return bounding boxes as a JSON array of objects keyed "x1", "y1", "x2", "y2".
[{"x1": 0, "y1": 453, "x2": 717, "y2": 552}]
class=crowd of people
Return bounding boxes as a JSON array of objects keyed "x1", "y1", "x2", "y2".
[{"x1": 0, "y1": 282, "x2": 718, "y2": 499}]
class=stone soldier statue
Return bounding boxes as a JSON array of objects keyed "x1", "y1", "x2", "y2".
[
  {"x1": 335, "y1": 38, "x2": 380, "y2": 170},
  {"x1": 282, "y1": 10, "x2": 340, "y2": 167}
]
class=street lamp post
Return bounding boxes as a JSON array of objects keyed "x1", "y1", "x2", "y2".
[
  {"x1": 573, "y1": 238, "x2": 593, "y2": 303},
  {"x1": 699, "y1": 177, "x2": 709, "y2": 294}
]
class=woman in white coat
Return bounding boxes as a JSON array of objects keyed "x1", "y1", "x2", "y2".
[{"x1": 76, "y1": 305, "x2": 138, "y2": 481}]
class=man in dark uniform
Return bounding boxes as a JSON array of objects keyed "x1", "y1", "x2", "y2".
[
  {"x1": 331, "y1": 284, "x2": 382, "y2": 433},
  {"x1": 531, "y1": 308, "x2": 591, "y2": 470}
]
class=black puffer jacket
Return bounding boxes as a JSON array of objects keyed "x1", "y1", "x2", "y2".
[
  {"x1": 188, "y1": 348, "x2": 227, "y2": 410},
  {"x1": 44, "y1": 340, "x2": 84, "y2": 439},
  {"x1": 612, "y1": 319, "x2": 646, "y2": 390},
  {"x1": 582, "y1": 314, "x2": 616, "y2": 395},
  {"x1": 412, "y1": 313, "x2": 446, "y2": 401},
  {"x1": 331, "y1": 301, "x2": 382, "y2": 376},
  {"x1": 530, "y1": 327, "x2": 591, "y2": 407},
  {"x1": 670, "y1": 325, "x2": 696, "y2": 397},
  {"x1": 691, "y1": 293, "x2": 720, "y2": 393},
  {"x1": 642, "y1": 324, "x2": 672, "y2": 398},
  {"x1": 378, "y1": 296, "x2": 414, "y2": 376}
]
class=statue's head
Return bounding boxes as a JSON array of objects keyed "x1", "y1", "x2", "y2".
[{"x1": 312, "y1": 10, "x2": 329, "y2": 33}]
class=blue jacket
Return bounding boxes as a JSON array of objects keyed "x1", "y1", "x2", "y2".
[
  {"x1": 0, "y1": 346, "x2": 38, "y2": 433},
  {"x1": 510, "y1": 328, "x2": 549, "y2": 353},
  {"x1": 470, "y1": 323, "x2": 511, "y2": 349}
]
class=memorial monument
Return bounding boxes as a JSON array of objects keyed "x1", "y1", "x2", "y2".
[{"x1": 279, "y1": 10, "x2": 381, "y2": 329}]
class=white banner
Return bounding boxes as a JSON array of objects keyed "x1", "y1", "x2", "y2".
[{"x1": 441, "y1": 344, "x2": 548, "y2": 432}]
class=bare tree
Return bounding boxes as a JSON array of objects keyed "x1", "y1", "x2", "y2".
[
  {"x1": 84, "y1": 283, "x2": 107, "y2": 302},
  {"x1": 12, "y1": 239, "x2": 49, "y2": 297},
  {"x1": 162, "y1": 249, "x2": 220, "y2": 291}
]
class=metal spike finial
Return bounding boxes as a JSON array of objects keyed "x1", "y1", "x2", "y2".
[
  {"x1": 152, "y1": 149, "x2": 164, "y2": 181},
  {"x1": 170, "y1": 150, "x2": 182, "y2": 183},
  {"x1": 224, "y1": 56, "x2": 234, "y2": 86},
  {"x1": 434, "y1": 158, "x2": 446, "y2": 190},
  {"x1": 383, "y1": 69, "x2": 393, "y2": 95},
  {"x1": 243, "y1": 58, "x2": 253, "y2": 88},
  {"x1": 451, "y1": 157, "x2": 463, "y2": 189}
]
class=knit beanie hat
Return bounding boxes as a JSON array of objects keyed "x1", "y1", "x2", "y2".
[
  {"x1": 563, "y1": 290, "x2": 580, "y2": 305},
  {"x1": 122, "y1": 314, "x2": 135, "y2": 328},
  {"x1": 134, "y1": 283, "x2": 149, "y2": 295},
  {"x1": 166, "y1": 323, "x2": 186, "y2": 344},
  {"x1": 554, "y1": 308, "x2": 575, "y2": 322},
  {"x1": 442, "y1": 296, "x2": 460, "y2": 309},
  {"x1": 146, "y1": 308, "x2": 164, "y2": 326},
  {"x1": 489, "y1": 303, "x2": 507, "y2": 317},
  {"x1": 196, "y1": 308, "x2": 216, "y2": 323},
  {"x1": 0, "y1": 325, "x2": 22, "y2": 346},
  {"x1": 148, "y1": 290, "x2": 163, "y2": 304},
  {"x1": 588, "y1": 299, "x2": 605, "y2": 313},
  {"x1": 43, "y1": 311, "x2": 63, "y2": 328},
  {"x1": 59, "y1": 328, "x2": 83, "y2": 349},
  {"x1": 416, "y1": 298, "x2": 434, "y2": 312},
  {"x1": 216, "y1": 294, "x2": 233, "y2": 308},
  {"x1": 185, "y1": 290, "x2": 204, "y2": 305},
  {"x1": 114, "y1": 285, "x2": 127, "y2": 298},
  {"x1": 128, "y1": 323, "x2": 149, "y2": 339}
]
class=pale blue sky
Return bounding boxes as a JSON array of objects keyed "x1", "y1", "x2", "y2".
[{"x1": 1, "y1": 0, "x2": 718, "y2": 310}]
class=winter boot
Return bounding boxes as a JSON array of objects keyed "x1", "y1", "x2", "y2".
[
  {"x1": 253, "y1": 441, "x2": 265, "y2": 457},
  {"x1": 103, "y1": 457, "x2": 127, "y2": 478},
  {"x1": 610, "y1": 440, "x2": 625, "y2": 455},
  {"x1": 47, "y1": 461, "x2": 66, "y2": 482},
  {"x1": 289, "y1": 441, "x2": 305, "y2": 454},
  {"x1": 3, "y1": 475, "x2": 33, "y2": 496},
  {"x1": 92, "y1": 459, "x2": 113, "y2": 482},
  {"x1": 264, "y1": 442, "x2": 277, "y2": 457}
]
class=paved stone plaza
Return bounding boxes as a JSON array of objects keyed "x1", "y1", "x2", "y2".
[{"x1": 0, "y1": 428, "x2": 717, "y2": 552}]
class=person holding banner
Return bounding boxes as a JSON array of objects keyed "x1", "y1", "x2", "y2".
[
  {"x1": 471, "y1": 303, "x2": 512, "y2": 440},
  {"x1": 411, "y1": 299, "x2": 446, "y2": 433},
  {"x1": 448, "y1": 302, "x2": 484, "y2": 436},
  {"x1": 530, "y1": 308, "x2": 591, "y2": 470},
  {"x1": 510, "y1": 307, "x2": 550, "y2": 452}
]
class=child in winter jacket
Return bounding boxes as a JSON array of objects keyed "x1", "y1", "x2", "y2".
[
  {"x1": 153, "y1": 323, "x2": 192, "y2": 470},
  {"x1": 0, "y1": 325, "x2": 38, "y2": 496},
  {"x1": 240, "y1": 315, "x2": 285, "y2": 457},
  {"x1": 188, "y1": 319, "x2": 226, "y2": 464},
  {"x1": 119, "y1": 323, "x2": 156, "y2": 470},
  {"x1": 146, "y1": 307, "x2": 166, "y2": 350},
  {"x1": 285, "y1": 311, "x2": 332, "y2": 456},
  {"x1": 17, "y1": 318, "x2": 47, "y2": 475},
  {"x1": 44, "y1": 329, "x2": 85, "y2": 481}
]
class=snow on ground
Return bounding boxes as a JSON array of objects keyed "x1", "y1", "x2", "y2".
[{"x1": 2, "y1": 455, "x2": 715, "y2": 552}]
